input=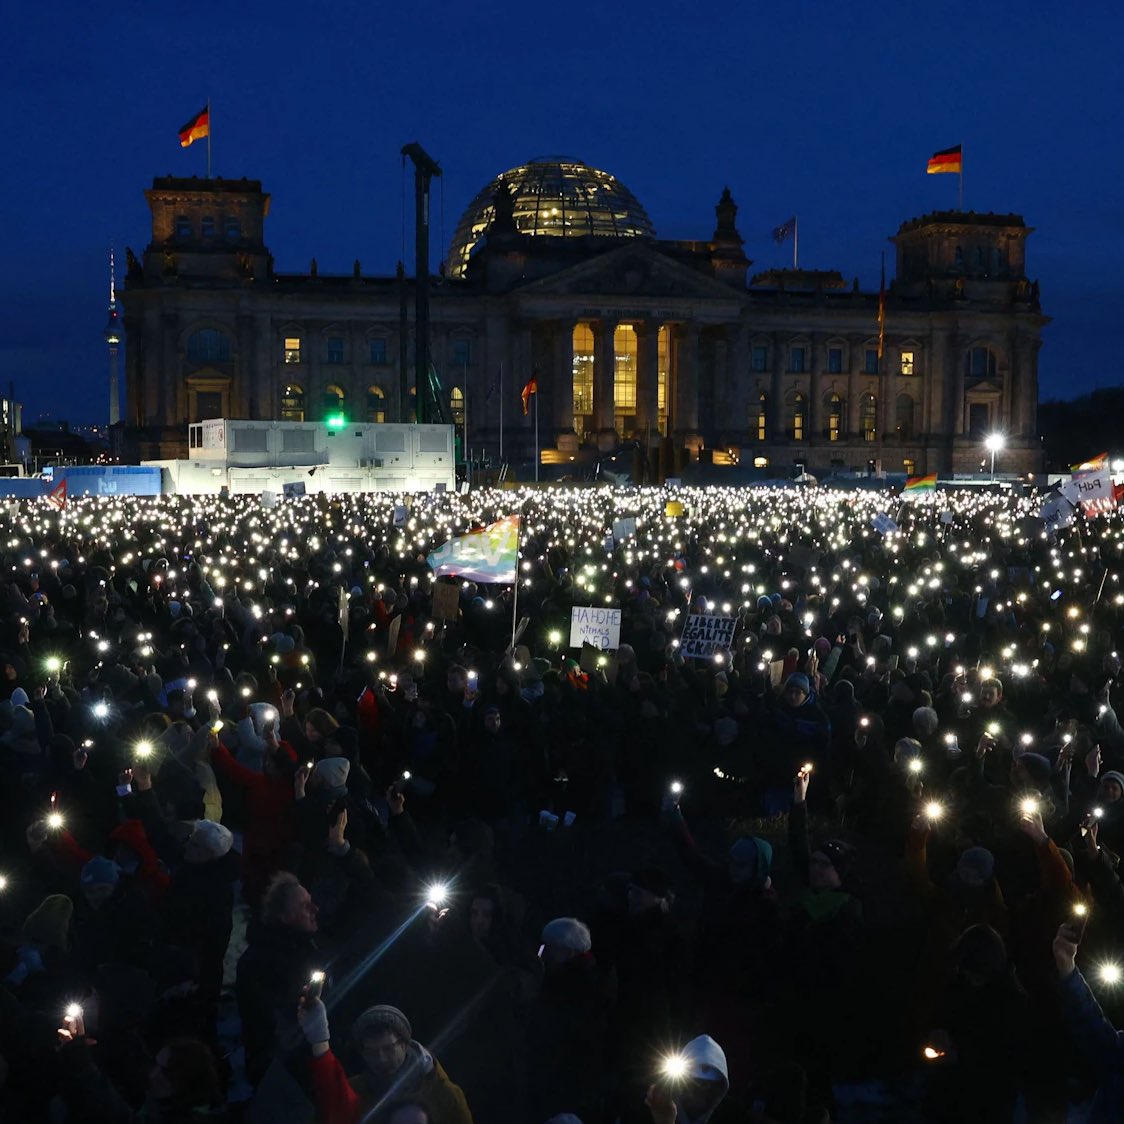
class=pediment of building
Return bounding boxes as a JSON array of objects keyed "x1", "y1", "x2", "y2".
[{"x1": 514, "y1": 242, "x2": 745, "y2": 303}]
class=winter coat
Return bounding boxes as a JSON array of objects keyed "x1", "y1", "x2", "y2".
[
  {"x1": 309, "y1": 1041, "x2": 473, "y2": 1124},
  {"x1": 235, "y1": 920, "x2": 321, "y2": 1086}
]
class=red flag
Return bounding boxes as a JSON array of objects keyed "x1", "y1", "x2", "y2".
[
  {"x1": 178, "y1": 105, "x2": 210, "y2": 148},
  {"x1": 44, "y1": 478, "x2": 67, "y2": 510},
  {"x1": 521, "y1": 370, "x2": 539, "y2": 416}
]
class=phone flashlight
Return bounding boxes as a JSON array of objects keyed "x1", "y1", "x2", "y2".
[
  {"x1": 210, "y1": 720, "x2": 224, "y2": 735},
  {"x1": 669, "y1": 781, "x2": 684, "y2": 797},
  {"x1": 1019, "y1": 797, "x2": 1040, "y2": 816},
  {"x1": 425, "y1": 882, "x2": 449, "y2": 909},
  {"x1": 660, "y1": 1053, "x2": 690, "y2": 1081},
  {"x1": 307, "y1": 970, "x2": 325, "y2": 1001},
  {"x1": 908, "y1": 758, "x2": 924, "y2": 775},
  {"x1": 65, "y1": 1003, "x2": 83, "y2": 1020},
  {"x1": 924, "y1": 801, "x2": 944, "y2": 821},
  {"x1": 923, "y1": 1045, "x2": 945, "y2": 1061},
  {"x1": 135, "y1": 741, "x2": 153, "y2": 760}
]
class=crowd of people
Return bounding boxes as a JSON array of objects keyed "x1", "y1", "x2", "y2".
[{"x1": 0, "y1": 482, "x2": 1122, "y2": 1123}]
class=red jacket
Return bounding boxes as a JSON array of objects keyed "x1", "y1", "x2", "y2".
[
  {"x1": 211, "y1": 741, "x2": 297, "y2": 859},
  {"x1": 55, "y1": 819, "x2": 170, "y2": 904}
]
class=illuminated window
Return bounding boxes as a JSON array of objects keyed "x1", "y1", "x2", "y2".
[
  {"x1": 789, "y1": 347, "x2": 806, "y2": 373},
  {"x1": 369, "y1": 338, "x2": 387, "y2": 365},
  {"x1": 187, "y1": 329, "x2": 230, "y2": 364},
  {"x1": 828, "y1": 347, "x2": 843, "y2": 374},
  {"x1": 753, "y1": 456, "x2": 768, "y2": 469},
  {"x1": 864, "y1": 349, "x2": 879, "y2": 374},
  {"x1": 322, "y1": 384, "x2": 345, "y2": 418},
  {"x1": 326, "y1": 337, "x2": 344, "y2": 365},
  {"x1": 452, "y1": 338, "x2": 472, "y2": 367},
  {"x1": 896, "y1": 394, "x2": 915, "y2": 439},
  {"x1": 366, "y1": 385, "x2": 386, "y2": 423},
  {"x1": 613, "y1": 324, "x2": 637, "y2": 432},
  {"x1": 450, "y1": 386, "x2": 465, "y2": 425},
  {"x1": 903, "y1": 458, "x2": 916, "y2": 476},
  {"x1": 284, "y1": 337, "x2": 302, "y2": 364},
  {"x1": 861, "y1": 393, "x2": 877, "y2": 442},
  {"x1": 572, "y1": 322, "x2": 594, "y2": 435},
  {"x1": 280, "y1": 384, "x2": 305, "y2": 422},
  {"x1": 751, "y1": 345, "x2": 768, "y2": 372},
  {"x1": 751, "y1": 392, "x2": 767, "y2": 441},
  {"x1": 900, "y1": 350, "x2": 915, "y2": 376},
  {"x1": 657, "y1": 325, "x2": 669, "y2": 436},
  {"x1": 826, "y1": 393, "x2": 843, "y2": 441},
  {"x1": 789, "y1": 393, "x2": 806, "y2": 441},
  {"x1": 966, "y1": 347, "x2": 997, "y2": 378}
]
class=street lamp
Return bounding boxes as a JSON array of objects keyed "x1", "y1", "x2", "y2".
[{"x1": 985, "y1": 433, "x2": 1005, "y2": 480}]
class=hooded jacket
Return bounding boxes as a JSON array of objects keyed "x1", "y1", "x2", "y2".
[{"x1": 672, "y1": 1035, "x2": 730, "y2": 1124}]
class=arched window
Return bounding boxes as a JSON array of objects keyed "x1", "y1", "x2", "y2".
[
  {"x1": 280, "y1": 383, "x2": 305, "y2": 422},
  {"x1": 965, "y1": 347, "x2": 998, "y2": 379},
  {"x1": 186, "y1": 328, "x2": 230, "y2": 364},
  {"x1": 787, "y1": 392, "x2": 806, "y2": 441},
  {"x1": 860, "y1": 393, "x2": 877, "y2": 442},
  {"x1": 572, "y1": 322, "x2": 594, "y2": 436},
  {"x1": 656, "y1": 325, "x2": 670, "y2": 436},
  {"x1": 366, "y1": 385, "x2": 386, "y2": 424},
  {"x1": 751, "y1": 392, "x2": 767, "y2": 441},
  {"x1": 449, "y1": 386, "x2": 465, "y2": 426},
  {"x1": 896, "y1": 394, "x2": 915, "y2": 439},
  {"x1": 825, "y1": 393, "x2": 844, "y2": 441},
  {"x1": 613, "y1": 323, "x2": 637, "y2": 433},
  {"x1": 322, "y1": 384, "x2": 346, "y2": 420}
]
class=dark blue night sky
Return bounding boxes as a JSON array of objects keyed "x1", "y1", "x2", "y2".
[{"x1": 4, "y1": 1, "x2": 1122, "y2": 424}]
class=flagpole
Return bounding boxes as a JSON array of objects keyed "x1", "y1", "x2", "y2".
[
  {"x1": 510, "y1": 525, "x2": 520, "y2": 649},
  {"x1": 793, "y1": 215, "x2": 798, "y2": 270},
  {"x1": 462, "y1": 360, "x2": 468, "y2": 484},
  {"x1": 207, "y1": 98, "x2": 212, "y2": 179},
  {"x1": 959, "y1": 142, "x2": 964, "y2": 210},
  {"x1": 498, "y1": 362, "x2": 504, "y2": 463}
]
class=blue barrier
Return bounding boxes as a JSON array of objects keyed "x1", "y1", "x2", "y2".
[{"x1": 0, "y1": 466, "x2": 165, "y2": 501}]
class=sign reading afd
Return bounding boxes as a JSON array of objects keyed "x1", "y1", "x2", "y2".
[{"x1": 569, "y1": 606, "x2": 621, "y2": 651}]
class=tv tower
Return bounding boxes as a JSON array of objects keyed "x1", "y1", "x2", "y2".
[{"x1": 104, "y1": 247, "x2": 121, "y2": 426}]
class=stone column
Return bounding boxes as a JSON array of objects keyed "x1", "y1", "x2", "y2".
[
  {"x1": 952, "y1": 338, "x2": 966, "y2": 435},
  {"x1": 237, "y1": 315, "x2": 255, "y2": 417},
  {"x1": 847, "y1": 338, "x2": 861, "y2": 437},
  {"x1": 727, "y1": 322, "x2": 750, "y2": 440},
  {"x1": 634, "y1": 321, "x2": 659, "y2": 445},
  {"x1": 553, "y1": 320, "x2": 574, "y2": 446},
  {"x1": 674, "y1": 323, "x2": 700, "y2": 439},
  {"x1": 707, "y1": 333, "x2": 726, "y2": 439},
  {"x1": 593, "y1": 318, "x2": 616, "y2": 433},
  {"x1": 809, "y1": 333, "x2": 824, "y2": 442},
  {"x1": 768, "y1": 332, "x2": 784, "y2": 440},
  {"x1": 162, "y1": 312, "x2": 180, "y2": 424},
  {"x1": 484, "y1": 313, "x2": 510, "y2": 448}
]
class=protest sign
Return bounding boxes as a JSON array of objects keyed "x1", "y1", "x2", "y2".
[
  {"x1": 680, "y1": 613, "x2": 737, "y2": 658},
  {"x1": 612, "y1": 517, "x2": 637, "y2": 541},
  {"x1": 431, "y1": 581, "x2": 460, "y2": 620},
  {"x1": 283, "y1": 481, "x2": 306, "y2": 498},
  {"x1": 569, "y1": 605, "x2": 621, "y2": 650},
  {"x1": 871, "y1": 513, "x2": 898, "y2": 535},
  {"x1": 386, "y1": 614, "x2": 402, "y2": 656}
]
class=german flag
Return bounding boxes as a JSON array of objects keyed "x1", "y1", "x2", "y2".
[
  {"x1": 521, "y1": 370, "x2": 539, "y2": 415},
  {"x1": 926, "y1": 144, "x2": 962, "y2": 175},
  {"x1": 178, "y1": 105, "x2": 210, "y2": 148}
]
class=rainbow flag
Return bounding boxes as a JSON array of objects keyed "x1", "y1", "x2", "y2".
[
  {"x1": 904, "y1": 473, "x2": 937, "y2": 494},
  {"x1": 427, "y1": 515, "x2": 520, "y2": 583}
]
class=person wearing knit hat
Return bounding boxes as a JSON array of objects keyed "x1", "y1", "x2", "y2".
[
  {"x1": 1098, "y1": 770, "x2": 1124, "y2": 801},
  {"x1": 955, "y1": 846, "x2": 996, "y2": 888},
  {"x1": 298, "y1": 998, "x2": 473, "y2": 1124},
  {"x1": 541, "y1": 916, "x2": 593, "y2": 958},
  {"x1": 21, "y1": 893, "x2": 73, "y2": 951},
  {"x1": 80, "y1": 855, "x2": 121, "y2": 908},
  {"x1": 309, "y1": 755, "x2": 350, "y2": 795},
  {"x1": 184, "y1": 819, "x2": 234, "y2": 863}
]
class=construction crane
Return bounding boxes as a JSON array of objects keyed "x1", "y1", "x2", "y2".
[{"x1": 400, "y1": 142, "x2": 443, "y2": 425}]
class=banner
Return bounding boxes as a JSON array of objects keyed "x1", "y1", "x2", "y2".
[
  {"x1": 612, "y1": 517, "x2": 637, "y2": 541},
  {"x1": 870, "y1": 512, "x2": 898, "y2": 535},
  {"x1": 1039, "y1": 492, "x2": 1076, "y2": 530},
  {"x1": 1070, "y1": 468, "x2": 1115, "y2": 516},
  {"x1": 569, "y1": 606, "x2": 621, "y2": 651},
  {"x1": 680, "y1": 614, "x2": 737, "y2": 659}
]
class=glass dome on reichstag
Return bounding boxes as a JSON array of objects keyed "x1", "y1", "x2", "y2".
[{"x1": 447, "y1": 157, "x2": 655, "y2": 277}]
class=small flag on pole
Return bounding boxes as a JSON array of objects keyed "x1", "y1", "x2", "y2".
[
  {"x1": 521, "y1": 370, "x2": 539, "y2": 416},
  {"x1": 876, "y1": 253, "x2": 886, "y2": 359},
  {"x1": 178, "y1": 106, "x2": 210, "y2": 148},
  {"x1": 772, "y1": 216, "x2": 796, "y2": 244},
  {"x1": 926, "y1": 144, "x2": 962, "y2": 175},
  {"x1": 44, "y1": 478, "x2": 67, "y2": 510}
]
